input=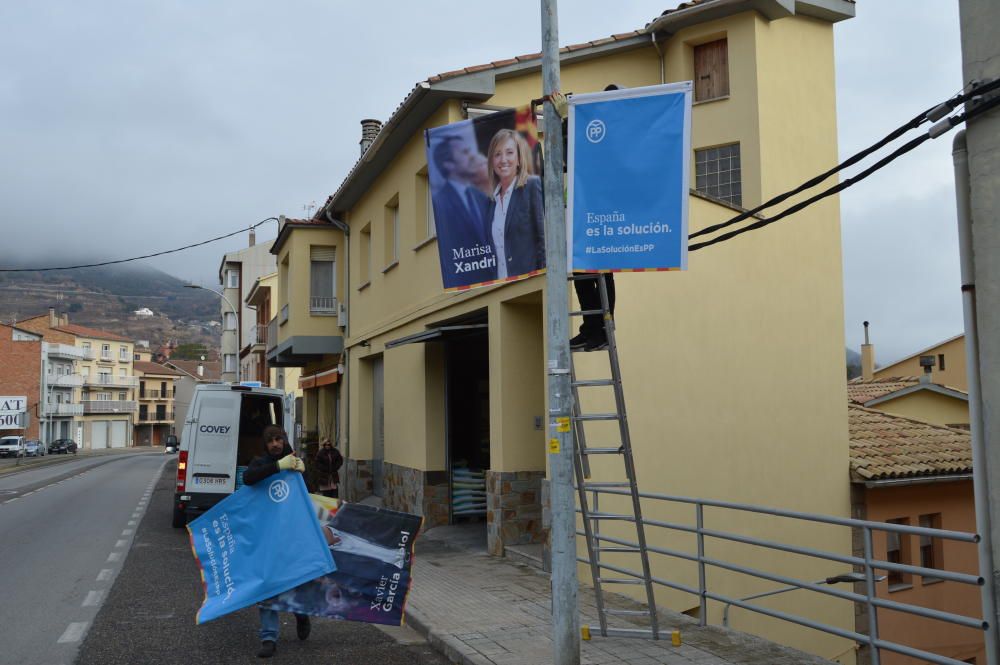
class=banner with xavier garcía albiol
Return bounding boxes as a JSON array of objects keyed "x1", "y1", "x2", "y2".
[
  {"x1": 568, "y1": 82, "x2": 692, "y2": 273},
  {"x1": 425, "y1": 106, "x2": 545, "y2": 291}
]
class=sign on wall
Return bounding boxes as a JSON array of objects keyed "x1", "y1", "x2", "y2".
[
  {"x1": 0, "y1": 396, "x2": 27, "y2": 430},
  {"x1": 567, "y1": 82, "x2": 692, "y2": 272}
]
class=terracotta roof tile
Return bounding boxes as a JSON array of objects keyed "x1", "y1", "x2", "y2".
[
  {"x1": 53, "y1": 323, "x2": 131, "y2": 343},
  {"x1": 848, "y1": 405, "x2": 972, "y2": 482},
  {"x1": 846, "y1": 377, "x2": 920, "y2": 404},
  {"x1": 133, "y1": 361, "x2": 184, "y2": 377},
  {"x1": 166, "y1": 359, "x2": 222, "y2": 382}
]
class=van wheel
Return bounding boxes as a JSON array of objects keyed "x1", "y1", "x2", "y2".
[{"x1": 171, "y1": 504, "x2": 187, "y2": 528}]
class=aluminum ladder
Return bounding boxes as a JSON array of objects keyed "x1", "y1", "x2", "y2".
[{"x1": 569, "y1": 273, "x2": 660, "y2": 640}]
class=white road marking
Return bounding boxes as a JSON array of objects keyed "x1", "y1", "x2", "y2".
[
  {"x1": 128, "y1": 520, "x2": 137, "y2": 526},
  {"x1": 114, "y1": 539, "x2": 128, "y2": 548},
  {"x1": 57, "y1": 622, "x2": 89, "y2": 644},
  {"x1": 23, "y1": 491, "x2": 34, "y2": 496},
  {"x1": 82, "y1": 590, "x2": 104, "y2": 606},
  {"x1": 97, "y1": 569, "x2": 113, "y2": 582},
  {"x1": 122, "y1": 528, "x2": 133, "y2": 536},
  {"x1": 107, "y1": 552, "x2": 122, "y2": 562},
  {"x1": 4, "y1": 498, "x2": 18, "y2": 504}
]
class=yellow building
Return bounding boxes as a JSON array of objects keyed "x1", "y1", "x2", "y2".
[
  {"x1": 872, "y1": 334, "x2": 968, "y2": 392},
  {"x1": 133, "y1": 361, "x2": 182, "y2": 446},
  {"x1": 271, "y1": 1, "x2": 856, "y2": 660}
]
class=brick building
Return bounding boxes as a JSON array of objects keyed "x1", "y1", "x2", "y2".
[{"x1": 0, "y1": 323, "x2": 43, "y2": 439}]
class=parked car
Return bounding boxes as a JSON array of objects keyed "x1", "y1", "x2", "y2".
[
  {"x1": 0, "y1": 436, "x2": 26, "y2": 458},
  {"x1": 164, "y1": 435, "x2": 179, "y2": 454},
  {"x1": 48, "y1": 438, "x2": 78, "y2": 454},
  {"x1": 24, "y1": 440, "x2": 45, "y2": 457}
]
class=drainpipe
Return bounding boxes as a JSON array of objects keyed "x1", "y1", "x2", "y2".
[
  {"x1": 650, "y1": 31, "x2": 665, "y2": 85},
  {"x1": 954, "y1": 128, "x2": 1000, "y2": 657},
  {"x1": 324, "y1": 206, "x2": 350, "y2": 461}
]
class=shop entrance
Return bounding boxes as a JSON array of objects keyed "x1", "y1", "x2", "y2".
[{"x1": 445, "y1": 331, "x2": 490, "y2": 524}]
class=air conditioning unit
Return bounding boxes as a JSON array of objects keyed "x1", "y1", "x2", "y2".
[{"x1": 337, "y1": 301, "x2": 348, "y2": 329}]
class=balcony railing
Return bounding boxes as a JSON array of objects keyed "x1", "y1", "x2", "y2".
[
  {"x1": 280, "y1": 303, "x2": 289, "y2": 325},
  {"x1": 42, "y1": 403, "x2": 83, "y2": 416},
  {"x1": 310, "y1": 296, "x2": 338, "y2": 314},
  {"x1": 139, "y1": 389, "x2": 172, "y2": 399},
  {"x1": 82, "y1": 400, "x2": 136, "y2": 414},
  {"x1": 84, "y1": 375, "x2": 139, "y2": 388},
  {"x1": 250, "y1": 323, "x2": 268, "y2": 348},
  {"x1": 267, "y1": 317, "x2": 278, "y2": 352},
  {"x1": 98, "y1": 353, "x2": 114, "y2": 362},
  {"x1": 43, "y1": 343, "x2": 88, "y2": 360},
  {"x1": 48, "y1": 374, "x2": 84, "y2": 387},
  {"x1": 137, "y1": 410, "x2": 174, "y2": 422}
]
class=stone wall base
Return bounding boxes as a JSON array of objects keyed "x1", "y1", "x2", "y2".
[
  {"x1": 383, "y1": 461, "x2": 449, "y2": 529},
  {"x1": 343, "y1": 458, "x2": 373, "y2": 503},
  {"x1": 486, "y1": 470, "x2": 545, "y2": 557}
]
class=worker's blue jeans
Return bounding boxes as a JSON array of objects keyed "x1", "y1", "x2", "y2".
[{"x1": 259, "y1": 607, "x2": 279, "y2": 643}]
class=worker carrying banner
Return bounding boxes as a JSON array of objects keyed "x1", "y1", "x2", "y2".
[
  {"x1": 187, "y1": 471, "x2": 336, "y2": 624},
  {"x1": 425, "y1": 105, "x2": 544, "y2": 291},
  {"x1": 567, "y1": 82, "x2": 692, "y2": 272}
]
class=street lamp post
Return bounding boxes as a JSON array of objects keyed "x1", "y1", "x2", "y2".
[{"x1": 185, "y1": 284, "x2": 240, "y2": 384}]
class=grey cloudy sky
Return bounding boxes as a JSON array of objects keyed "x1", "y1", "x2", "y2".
[{"x1": 0, "y1": 1, "x2": 964, "y2": 364}]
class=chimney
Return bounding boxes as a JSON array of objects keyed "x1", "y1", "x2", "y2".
[
  {"x1": 360, "y1": 119, "x2": 382, "y2": 156},
  {"x1": 197, "y1": 363, "x2": 204, "y2": 377},
  {"x1": 861, "y1": 321, "x2": 875, "y2": 381},
  {"x1": 49, "y1": 307, "x2": 58, "y2": 327},
  {"x1": 249, "y1": 226, "x2": 256, "y2": 247}
]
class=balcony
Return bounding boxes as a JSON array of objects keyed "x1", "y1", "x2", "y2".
[
  {"x1": 42, "y1": 403, "x2": 83, "y2": 416},
  {"x1": 139, "y1": 389, "x2": 172, "y2": 400},
  {"x1": 280, "y1": 303, "x2": 289, "y2": 325},
  {"x1": 48, "y1": 374, "x2": 84, "y2": 388},
  {"x1": 266, "y1": 317, "x2": 278, "y2": 353},
  {"x1": 309, "y1": 296, "x2": 338, "y2": 315},
  {"x1": 43, "y1": 342, "x2": 88, "y2": 360},
  {"x1": 82, "y1": 400, "x2": 136, "y2": 414},
  {"x1": 98, "y1": 352, "x2": 114, "y2": 363},
  {"x1": 249, "y1": 323, "x2": 268, "y2": 349},
  {"x1": 84, "y1": 375, "x2": 139, "y2": 388},
  {"x1": 137, "y1": 410, "x2": 174, "y2": 423}
]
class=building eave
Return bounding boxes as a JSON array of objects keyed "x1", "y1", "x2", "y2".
[
  {"x1": 863, "y1": 382, "x2": 969, "y2": 408},
  {"x1": 647, "y1": 0, "x2": 853, "y2": 34}
]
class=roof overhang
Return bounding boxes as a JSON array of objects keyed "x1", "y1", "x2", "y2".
[
  {"x1": 647, "y1": 0, "x2": 853, "y2": 34},
  {"x1": 266, "y1": 335, "x2": 343, "y2": 368},
  {"x1": 245, "y1": 274, "x2": 275, "y2": 307},
  {"x1": 856, "y1": 473, "x2": 973, "y2": 489},
  {"x1": 386, "y1": 324, "x2": 488, "y2": 349},
  {"x1": 323, "y1": 33, "x2": 650, "y2": 219},
  {"x1": 270, "y1": 221, "x2": 339, "y2": 256},
  {"x1": 864, "y1": 382, "x2": 969, "y2": 408}
]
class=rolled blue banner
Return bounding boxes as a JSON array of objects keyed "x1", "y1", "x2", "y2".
[
  {"x1": 568, "y1": 83, "x2": 692, "y2": 272},
  {"x1": 187, "y1": 471, "x2": 335, "y2": 624}
]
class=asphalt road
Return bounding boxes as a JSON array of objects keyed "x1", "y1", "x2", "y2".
[
  {"x1": 0, "y1": 450, "x2": 167, "y2": 665},
  {"x1": 74, "y1": 458, "x2": 451, "y2": 665}
]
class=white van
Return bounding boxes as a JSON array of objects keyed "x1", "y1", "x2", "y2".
[{"x1": 173, "y1": 384, "x2": 294, "y2": 527}]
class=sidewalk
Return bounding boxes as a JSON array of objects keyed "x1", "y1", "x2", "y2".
[{"x1": 404, "y1": 525, "x2": 835, "y2": 665}]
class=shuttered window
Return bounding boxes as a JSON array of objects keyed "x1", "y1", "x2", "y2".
[
  {"x1": 310, "y1": 246, "x2": 337, "y2": 312},
  {"x1": 694, "y1": 38, "x2": 729, "y2": 102}
]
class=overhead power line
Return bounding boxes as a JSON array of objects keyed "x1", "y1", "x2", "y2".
[{"x1": 0, "y1": 218, "x2": 279, "y2": 273}]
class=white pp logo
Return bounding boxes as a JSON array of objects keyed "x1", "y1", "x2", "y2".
[
  {"x1": 586, "y1": 119, "x2": 606, "y2": 143},
  {"x1": 268, "y1": 479, "x2": 290, "y2": 503}
]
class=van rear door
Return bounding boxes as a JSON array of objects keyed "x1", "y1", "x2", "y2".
[{"x1": 186, "y1": 391, "x2": 241, "y2": 495}]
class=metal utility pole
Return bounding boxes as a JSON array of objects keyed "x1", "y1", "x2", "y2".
[
  {"x1": 540, "y1": 1, "x2": 580, "y2": 664},
  {"x1": 958, "y1": 1, "x2": 1000, "y2": 661}
]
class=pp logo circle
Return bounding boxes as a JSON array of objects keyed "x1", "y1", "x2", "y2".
[
  {"x1": 586, "y1": 119, "x2": 606, "y2": 144},
  {"x1": 268, "y1": 479, "x2": 290, "y2": 503}
]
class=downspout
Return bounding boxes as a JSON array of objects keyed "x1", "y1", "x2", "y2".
[
  {"x1": 324, "y1": 206, "x2": 350, "y2": 461},
  {"x1": 954, "y1": 128, "x2": 999, "y2": 655},
  {"x1": 651, "y1": 31, "x2": 665, "y2": 85}
]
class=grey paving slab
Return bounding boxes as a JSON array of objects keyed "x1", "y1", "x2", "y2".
[{"x1": 405, "y1": 528, "x2": 836, "y2": 665}]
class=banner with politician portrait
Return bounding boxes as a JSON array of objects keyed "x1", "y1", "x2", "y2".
[
  {"x1": 425, "y1": 106, "x2": 545, "y2": 291},
  {"x1": 568, "y1": 83, "x2": 692, "y2": 272}
]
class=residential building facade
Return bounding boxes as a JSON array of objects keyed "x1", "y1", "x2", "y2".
[
  {"x1": 270, "y1": 1, "x2": 857, "y2": 660},
  {"x1": 0, "y1": 323, "x2": 43, "y2": 440},
  {"x1": 163, "y1": 359, "x2": 221, "y2": 433},
  {"x1": 133, "y1": 361, "x2": 182, "y2": 446},
  {"x1": 219, "y1": 230, "x2": 277, "y2": 383},
  {"x1": 872, "y1": 334, "x2": 968, "y2": 392}
]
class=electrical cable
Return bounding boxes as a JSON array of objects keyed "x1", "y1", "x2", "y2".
[
  {"x1": 690, "y1": 78, "x2": 1000, "y2": 241},
  {"x1": 689, "y1": 90, "x2": 1000, "y2": 252},
  {"x1": 0, "y1": 218, "x2": 279, "y2": 273}
]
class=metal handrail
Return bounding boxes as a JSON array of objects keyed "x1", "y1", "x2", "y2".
[{"x1": 574, "y1": 487, "x2": 988, "y2": 665}]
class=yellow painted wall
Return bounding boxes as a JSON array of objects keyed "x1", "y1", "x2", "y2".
[
  {"x1": 337, "y1": 10, "x2": 851, "y2": 662},
  {"x1": 275, "y1": 226, "x2": 345, "y2": 344},
  {"x1": 869, "y1": 390, "x2": 970, "y2": 428},
  {"x1": 875, "y1": 336, "x2": 968, "y2": 392}
]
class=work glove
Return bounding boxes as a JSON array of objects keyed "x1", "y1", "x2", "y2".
[
  {"x1": 550, "y1": 91, "x2": 568, "y2": 119},
  {"x1": 277, "y1": 454, "x2": 298, "y2": 471},
  {"x1": 293, "y1": 457, "x2": 306, "y2": 473}
]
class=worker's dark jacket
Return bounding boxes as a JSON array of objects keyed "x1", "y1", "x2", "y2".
[{"x1": 243, "y1": 442, "x2": 293, "y2": 486}]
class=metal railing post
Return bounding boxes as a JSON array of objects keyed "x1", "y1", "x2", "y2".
[
  {"x1": 697, "y1": 503, "x2": 707, "y2": 626},
  {"x1": 862, "y1": 527, "x2": 881, "y2": 665}
]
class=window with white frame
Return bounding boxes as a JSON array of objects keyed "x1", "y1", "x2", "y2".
[
  {"x1": 224, "y1": 311, "x2": 238, "y2": 331},
  {"x1": 119, "y1": 345, "x2": 128, "y2": 361},
  {"x1": 101, "y1": 343, "x2": 111, "y2": 359},
  {"x1": 224, "y1": 354, "x2": 237, "y2": 374},
  {"x1": 118, "y1": 391, "x2": 127, "y2": 401},
  {"x1": 695, "y1": 143, "x2": 742, "y2": 206},
  {"x1": 118, "y1": 368, "x2": 126, "y2": 378},
  {"x1": 310, "y1": 247, "x2": 337, "y2": 313},
  {"x1": 226, "y1": 268, "x2": 240, "y2": 289}
]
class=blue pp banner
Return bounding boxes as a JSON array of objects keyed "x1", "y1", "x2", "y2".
[
  {"x1": 568, "y1": 83, "x2": 692, "y2": 272},
  {"x1": 187, "y1": 471, "x2": 336, "y2": 624}
]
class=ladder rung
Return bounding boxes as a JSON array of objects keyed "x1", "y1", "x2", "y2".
[
  {"x1": 574, "y1": 413, "x2": 620, "y2": 421},
  {"x1": 569, "y1": 309, "x2": 605, "y2": 317},
  {"x1": 579, "y1": 482, "x2": 630, "y2": 489},
  {"x1": 596, "y1": 546, "x2": 641, "y2": 553},
  {"x1": 603, "y1": 609, "x2": 651, "y2": 616},
  {"x1": 580, "y1": 447, "x2": 624, "y2": 455},
  {"x1": 588, "y1": 512, "x2": 636, "y2": 521},
  {"x1": 599, "y1": 627, "x2": 660, "y2": 639},
  {"x1": 572, "y1": 379, "x2": 615, "y2": 387},
  {"x1": 599, "y1": 577, "x2": 643, "y2": 585}
]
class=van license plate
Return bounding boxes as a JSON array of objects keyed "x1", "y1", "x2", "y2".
[{"x1": 194, "y1": 477, "x2": 227, "y2": 486}]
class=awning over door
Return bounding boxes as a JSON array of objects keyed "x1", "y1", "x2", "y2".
[{"x1": 385, "y1": 324, "x2": 488, "y2": 349}]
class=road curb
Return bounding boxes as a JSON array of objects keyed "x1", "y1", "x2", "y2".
[{"x1": 405, "y1": 605, "x2": 490, "y2": 665}]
